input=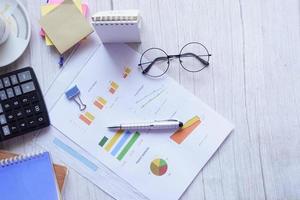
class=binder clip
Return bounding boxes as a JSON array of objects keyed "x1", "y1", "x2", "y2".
[{"x1": 65, "y1": 85, "x2": 87, "y2": 111}]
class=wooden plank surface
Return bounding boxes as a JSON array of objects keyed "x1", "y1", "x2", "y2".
[{"x1": 0, "y1": 0, "x2": 299, "y2": 199}]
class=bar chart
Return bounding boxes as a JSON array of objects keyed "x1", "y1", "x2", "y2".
[
  {"x1": 99, "y1": 130, "x2": 140, "y2": 161},
  {"x1": 79, "y1": 112, "x2": 95, "y2": 125},
  {"x1": 94, "y1": 97, "x2": 107, "y2": 110},
  {"x1": 109, "y1": 81, "x2": 119, "y2": 94},
  {"x1": 123, "y1": 67, "x2": 132, "y2": 78},
  {"x1": 170, "y1": 116, "x2": 201, "y2": 144}
]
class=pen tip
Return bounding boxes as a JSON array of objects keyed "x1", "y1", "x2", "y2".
[
  {"x1": 179, "y1": 121, "x2": 184, "y2": 128},
  {"x1": 108, "y1": 126, "x2": 121, "y2": 129}
]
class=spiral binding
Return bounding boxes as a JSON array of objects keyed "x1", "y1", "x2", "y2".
[
  {"x1": 0, "y1": 151, "x2": 45, "y2": 167},
  {"x1": 92, "y1": 15, "x2": 138, "y2": 22}
]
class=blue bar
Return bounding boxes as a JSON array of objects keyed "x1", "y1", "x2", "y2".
[
  {"x1": 53, "y1": 138, "x2": 98, "y2": 171},
  {"x1": 111, "y1": 130, "x2": 131, "y2": 156}
]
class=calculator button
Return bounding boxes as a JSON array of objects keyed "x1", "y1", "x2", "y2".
[
  {"x1": 10, "y1": 75, "x2": 18, "y2": 85},
  {"x1": 3, "y1": 101, "x2": 11, "y2": 111},
  {"x1": 33, "y1": 104, "x2": 41, "y2": 113},
  {"x1": 13, "y1": 86, "x2": 22, "y2": 96},
  {"x1": 0, "y1": 90, "x2": 7, "y2": 100},
  {"x1": 0, "y1": 114, "x2": 7, "y2": 125},
  {"x1": 21, "y1": 81, "x2": 36, "y2": 94},
  {"x1": 18, "y1": 71, "x2": 32, "y2": 83},
  {"x1": 37, "y1": 115, "x2": 46, "y2": 125},
  {"x1": 3, "y1": 77, "x2": 11, "y2": 87},
  {"x1": 0, "y1": 80, "x2": 3, "y2": 89},
  {"x1": 2, "y1": 125, "x2": 11, "y2": 136},
  {"x1": 18, "y1": 121, "x2": 27, "y2": 130},
  {"x1": 0, "y1": 104, "x2": 3, "y2": 113},
  {"x1": 6, "y1": 88, "x2": 14, "y2": 98},
  {"x1": 24, "y1": 107, "x2": 33, "y2": 116},
  {"x1": 10, "y1": 124, "x2": 18, "y2": 134},
  {"x1": 15, "y1": 110, "x2": 24, "y2": 119},
  {"x1": 20, "y1": 96, "x2": 29, "y2": 105},
  {"x1": 7, "y1": 113, "x2": 15, "y2": 122},
  {"x1": 28, "y1": 93, "x2": 38, "y2": 102},
  {"x1": 12, "y1": 99, "x2": 20, "y2": 108},
  {"x1": 27, "y1": 118, "x2": 37, "y2": 128}
]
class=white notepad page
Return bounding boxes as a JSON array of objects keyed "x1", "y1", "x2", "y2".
[{"x1": 92, "y1": 10, "x2": 141, "y2": 43}]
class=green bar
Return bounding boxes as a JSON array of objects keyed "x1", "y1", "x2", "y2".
[
  {"x1": 117, "y1": 132, "x2": 140, "y2": 160},
  {"x1": 99, "y1": 136, "x2": 109, "y2": 147}
]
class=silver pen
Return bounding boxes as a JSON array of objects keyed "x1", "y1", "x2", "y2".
[{"x1": 108, "y1": 119, "x2": 183, "y2": 130}]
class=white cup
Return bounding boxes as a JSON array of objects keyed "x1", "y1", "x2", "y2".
[{"x1": 0, "y1": 16, "x2": 10, "y2": 45}]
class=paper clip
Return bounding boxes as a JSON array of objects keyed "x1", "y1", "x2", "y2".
[{"x1": 65, "y1": 85, "x2": 87, "y2": 111}]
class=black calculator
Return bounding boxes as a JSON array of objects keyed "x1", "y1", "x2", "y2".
[{"x1": 0, "y1": 67, "x2": 50, "y2": 142}]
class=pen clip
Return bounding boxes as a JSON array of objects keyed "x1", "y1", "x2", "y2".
[{"x1": 154, "y1": 119, "x2": 178, "y2": 122}]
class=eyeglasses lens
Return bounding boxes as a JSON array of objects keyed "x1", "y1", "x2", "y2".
[
  {"x1": 139, "y1": 48, "x2": 169, "y2": 77},
  {"x1": 179, "y1": 42, "x2": 210, "y2": 72}
]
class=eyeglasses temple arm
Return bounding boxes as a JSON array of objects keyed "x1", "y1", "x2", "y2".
[
  {"x1": 140, "y1": 56, "x2": 169, "y2": 74},
  {"x1": 180, "y1": 53, "x2": 210, "y2": 66}
]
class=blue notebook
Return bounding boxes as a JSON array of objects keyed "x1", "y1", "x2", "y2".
[{"x1": 0, "y1": 152, "x2": 60, "y2": 200}]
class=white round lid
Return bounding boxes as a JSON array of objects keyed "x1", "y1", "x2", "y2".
[{"x1": 0, "y1": 0, "x2": 31, "y2": 67}]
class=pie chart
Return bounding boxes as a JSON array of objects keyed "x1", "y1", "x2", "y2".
[{"x1": 150, "y1": 158, "x2": 168, "y2": 176}]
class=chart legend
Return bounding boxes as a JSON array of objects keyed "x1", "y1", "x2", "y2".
[
  {"x1": 79, "y1": 112, "x2": 95, "y2": 125},
  {"x1": 109, "y1": 81, "x2": 119, "y2": 94},
  {"x1": 170, "y1": 116, "x2": 201, "y2": 144},
  {"x1": 150, "y1": 158, "x2": 168, "y2": 176},
  {"x1": 94, "y1": 97, "x2": 107, "y2": 110},
  {"x1": 123, "y1": 67, "x2": 132, "y2": 78}
]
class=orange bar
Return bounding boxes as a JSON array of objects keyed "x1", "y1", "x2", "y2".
[
  {"x1": 79, "y1": 114, "x2": 91, "y2": 125},
  {"x1": 109, "y1": 88, "x2": 115, "y2": 94},
  {"x1": 170, "y1": 116, "x2": 201, "y2": 144},
  {"x1": 94, "y1": 100, "x2": 104, "y2": 109}
]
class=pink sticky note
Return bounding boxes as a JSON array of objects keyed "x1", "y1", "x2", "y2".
[
  {"x1": 81, "y1": 3, "x2": 88, "y2": 16},
  {"x1": 40, "y1": 29, "x2": 45, "y2": 37}
]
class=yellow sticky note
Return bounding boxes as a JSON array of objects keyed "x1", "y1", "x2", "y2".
[
  {"x1": 39, "y1": 0, "x2": 93, "y2": 54},
  {"x1": 41, "y1": 0, "x2": 83, "y2": 46}
]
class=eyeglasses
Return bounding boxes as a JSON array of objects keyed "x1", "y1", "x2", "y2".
[{"x1": 138, "y1": 42, "x2": 211, "y2": 77}]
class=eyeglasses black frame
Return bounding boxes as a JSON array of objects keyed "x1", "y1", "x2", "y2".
[{"x1": 138, "y1": 42, "x2": 212, "y2": 78}]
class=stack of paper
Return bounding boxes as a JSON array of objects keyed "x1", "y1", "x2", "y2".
[{"x1": 47, "y1": 43, "x2": 234, "y2": 199}]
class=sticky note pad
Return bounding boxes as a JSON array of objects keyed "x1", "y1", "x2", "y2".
[
  {"x1": 39, "y1": 0, "x2": 93, "y2": 54},
  {"x1": 40, "y1": 0, "x2": 84, "y2": 46}
]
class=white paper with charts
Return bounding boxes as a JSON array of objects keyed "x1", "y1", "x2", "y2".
[{"x1": 50, "y1": 44, "x2": 234, "y2": 200}]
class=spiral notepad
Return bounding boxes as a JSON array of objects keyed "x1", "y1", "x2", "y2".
[
  {"x1": 91, "y1": 10, "x2": 141, "y2": 43},
  {"x1": 0, "y1": 152, "x2": 61, "y2": 200}
]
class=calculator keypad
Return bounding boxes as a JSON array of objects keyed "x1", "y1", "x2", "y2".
[{"x1": 0, "y1": 67, "x2": 50, "y2": 141}]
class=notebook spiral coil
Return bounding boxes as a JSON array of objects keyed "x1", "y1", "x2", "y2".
[
  {"x1": 91, "y1": 10, "x2": 140, "y2": 26},
  {"x1": 92, "y1": 15, "x2": 138, "y2": 22},
  {"x1": 0, "y1": 151, "x2": 45, "y2": 167},
  {"x1": 92, "y1": 16, "x2": 139, "y2": 26}
]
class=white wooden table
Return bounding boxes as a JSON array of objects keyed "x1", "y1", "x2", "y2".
[{"x1": 1, "y1": 0, "x2": 299, "y2": 199}]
